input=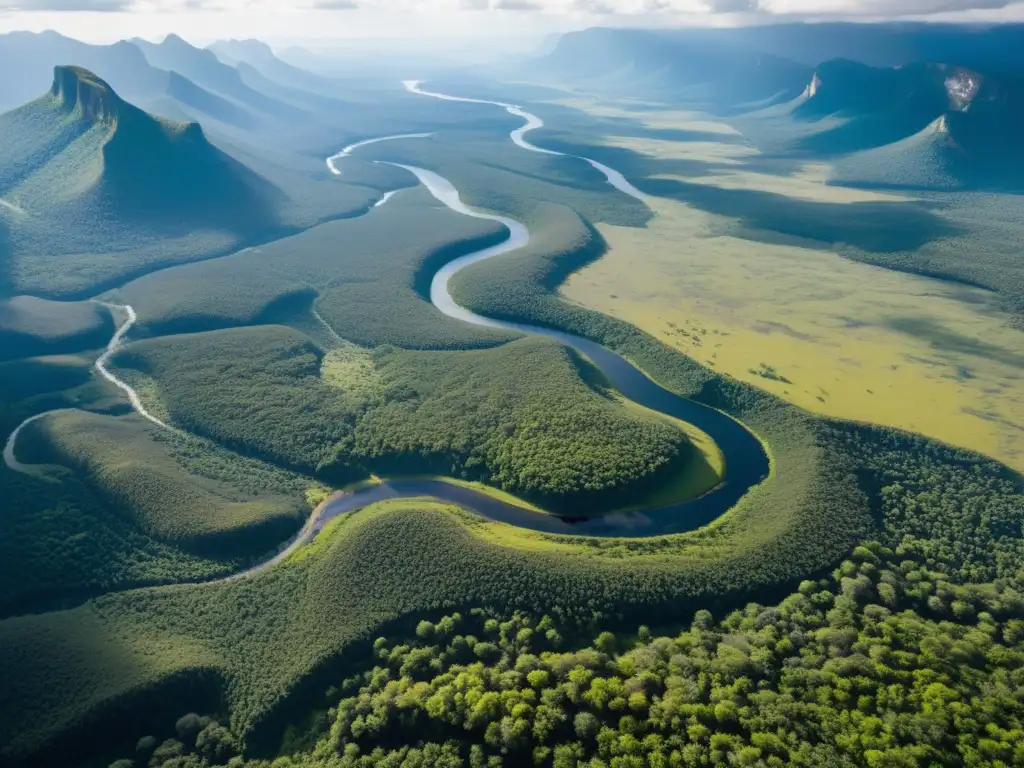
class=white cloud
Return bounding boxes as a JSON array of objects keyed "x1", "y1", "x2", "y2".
[{"x1": 1, "y1": 0, "x2": 1023, "y2": 45}]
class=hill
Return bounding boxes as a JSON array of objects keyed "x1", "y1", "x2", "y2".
[{"x1": 0, "y1": 296, "x2": 112, "y2": 361}]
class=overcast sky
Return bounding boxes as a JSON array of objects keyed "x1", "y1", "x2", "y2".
[{"x1": 0, "y1": 0, "x2": 1022, "y2": 48}]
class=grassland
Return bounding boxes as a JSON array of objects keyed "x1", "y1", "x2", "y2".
[{"x1": 532, "y1": 97, "x2": 1024, "y2": 472}]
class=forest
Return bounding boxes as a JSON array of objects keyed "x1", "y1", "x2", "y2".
[
  {"x1": 112, "y1": 327, "x2": 696, "y2": 511},
  {"x1": 97, "y1": 478, "x2": 1024, "y2": 768}
]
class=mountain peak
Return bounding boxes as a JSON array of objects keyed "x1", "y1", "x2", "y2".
[
  {"x1": 50, "y1": 65, "x2": 120, "y2": 124},
  {"x1": 162, "y1": 33, "x2": 193, "y2": 48}
]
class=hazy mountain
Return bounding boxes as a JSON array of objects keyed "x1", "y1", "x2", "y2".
[
  {"x1": 208, "y1": 38, "x2": 338, "y2": 96},
  {"x1": 0, "y1": 66, "x2": 280, "y2": 230},
  {"x1": 531, "y1": 28, "x2": 811, "y2": 108},
  {"x1": 132, "y1": 34, "x2": 308, "y2": 120},
  {"x1": 0, "y1": 30, "x2": 268, "y2": 135},
  {"x1": 0, "y1": 30, "x2": 163, "y2": 113}
]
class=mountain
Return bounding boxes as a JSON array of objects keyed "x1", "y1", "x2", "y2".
[
  {"x1": 132, "y1": 34, "x2": 308, "y2": 120},
  {"x1": 0, "y1": 31, "x2": 266, "y2": 135},
  {"x1": 791, "y1": 60, "x2": 1024, "y2": 189},
  {"x1": 208, "y1": 38, "x2": 338, "y2": 96},
  {"x1": 0, "y1": 66, "x2": 280, "y2": 229},
  {"x1": 790, "y1": 60, "x2": 953, "y2": 153},
  {"x1": 531, "y1": 28, "x2": 811, "y2": 108},
  {"x1": 0, "y1": 31, "x2": 162, "y2": 113}
]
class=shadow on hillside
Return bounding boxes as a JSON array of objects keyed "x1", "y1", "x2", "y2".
[
  {"x1": 643, "y1": 177, "x2": 962, "y2": 253},
  {"x1": 0, "y1": 217, "x2": 12, "y2": 297},
  {"x1": 100, "y1": 138, "x2": 286, "y2": 236}
]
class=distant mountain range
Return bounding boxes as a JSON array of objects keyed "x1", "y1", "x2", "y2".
[
  {"x1": 531, "y1": 24, "x2": 1024, "y2": 191},
  {"x1": 0, "y1": 31, "x2": 343, "y2": 138}
]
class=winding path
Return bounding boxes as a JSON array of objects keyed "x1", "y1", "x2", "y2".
[
  {"x1": 3, "y1": 302, "x2": 173, "y2": 474},
  {"x1": 326, "y1": 133, "x2": 433, "y2": 176}
]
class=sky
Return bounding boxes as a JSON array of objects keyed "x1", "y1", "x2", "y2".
[{"x1": 0, "y1": 0, "x2": 1022, "y2": 49}]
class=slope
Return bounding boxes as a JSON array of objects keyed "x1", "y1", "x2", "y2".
[
  {"x1": 0, "y1": 65, "x2": 388, "y2": 298},
  {"x1": 133, "y1": 34, "x2": 308, "y2": 121},
  {"x1": 208, "y1": 38, "x2": 340, "y2": 97}
]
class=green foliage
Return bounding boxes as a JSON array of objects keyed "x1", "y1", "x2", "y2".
[
  {"x1": 307, "y1": 582, "x2": 1024, "y2": 768},
  {"x1": 120, "y1": 554, "x2": 1024, "y2": 767},
  {"x1": 118, "y1": 187, "x2": 514, "y2": 349},
  {"x1": 24, "y1": 410, "x2": 307, "y2": 555},
  {"x1": 2, "y1": 401, "x2": 1022, "y2": 765},
  {"x1": 0, "y1": 412, "x2": 314, "y2": 615},
  {"x1": 0, "y1": 296, "x2": 112, "y2": 361},
  {"x1": 114, "y1": 326, "x2": 693, "y2": 510},
  {"x1": 0, "y1": 464, "x2": 237, "y2": 617},
  {"x1": 829, "y1": 425, "x2": 1024, "y2": 584}
]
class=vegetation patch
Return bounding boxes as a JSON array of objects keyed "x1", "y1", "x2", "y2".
[
  {"x1": 117, "y1": 187, "x2": 515, "y2": 350},
  {"x1": 113, "y1": 326, "x2": 701, "y2": 512},
  {"x1": 24, "y1": 410, "x2": 307, "y2": 556}
]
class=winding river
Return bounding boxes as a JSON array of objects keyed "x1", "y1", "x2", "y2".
[
  {"x1": 4, "y1": 84, "x2": 770, "y2": 585},
  {"x1": 3, "y1": 302, "x2": 171, "y2": 474},
  {"x1": 310, "y1": 83, "x2": 770, "y2": 539}
]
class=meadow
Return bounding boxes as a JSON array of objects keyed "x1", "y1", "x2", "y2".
[{"x1": 522, "y1": 97, "x2": 1024, "y2": 472}]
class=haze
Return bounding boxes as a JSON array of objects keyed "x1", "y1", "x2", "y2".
[{"x1": 3, "y1": 0, "x2": 1024, "y2": 55}]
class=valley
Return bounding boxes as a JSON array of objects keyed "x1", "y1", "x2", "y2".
[
  {"x1": 0, "y1": 21, "x2": 1022, "y2": 768},
  {"x1": 554, "y1": 97, "x2": 1024, "y2": 470}
]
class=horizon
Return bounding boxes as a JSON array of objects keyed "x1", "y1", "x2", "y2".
[{"x1": 2, "y1": 0, "x2": 1024, "y2": 53}]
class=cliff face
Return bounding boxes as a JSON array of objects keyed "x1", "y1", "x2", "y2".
[{"x1": 50, "y1": 65, "x2": 119, "y2": 124}]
